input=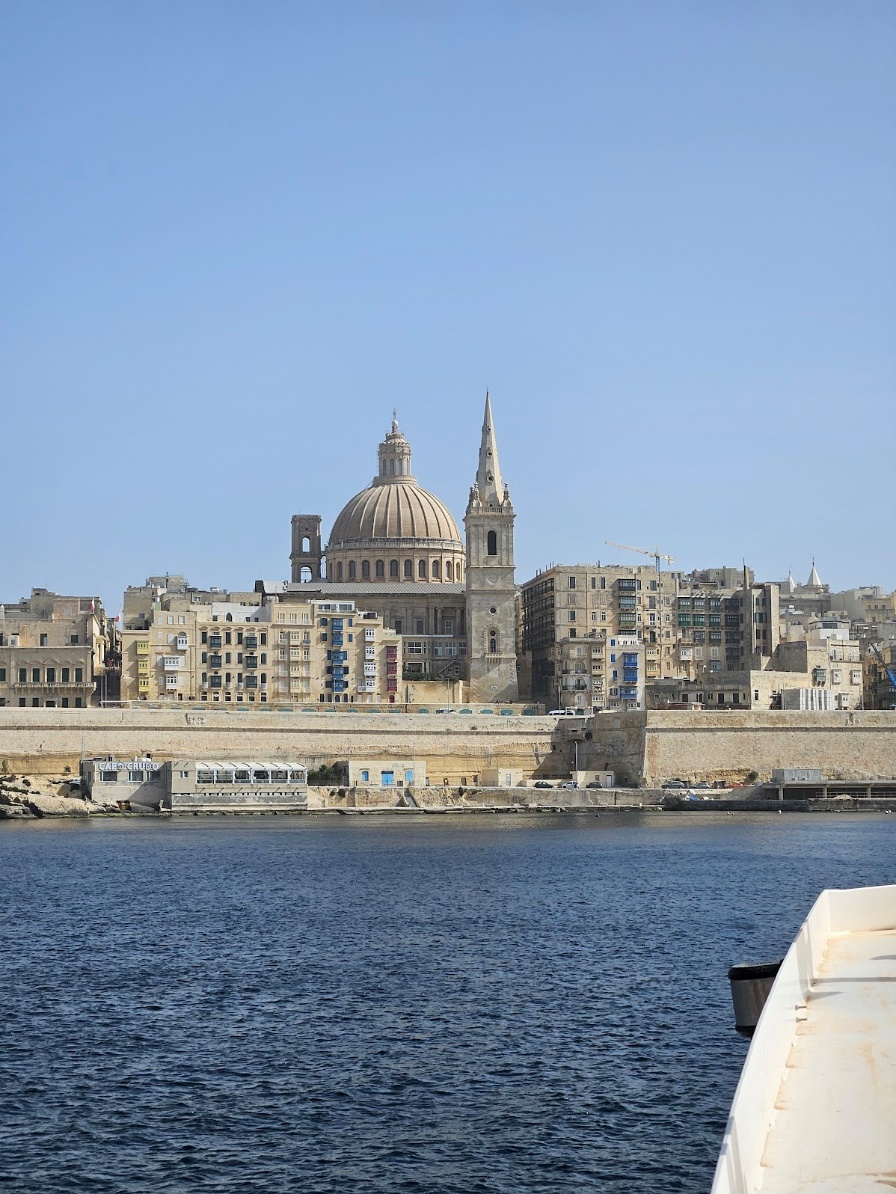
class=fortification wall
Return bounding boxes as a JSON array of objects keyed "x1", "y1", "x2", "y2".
[
  {"x1": 0, "y1": 708, "x2": 559, "y2": 785},
  {"x1": 2, "y1": 709, "x2": 894, "y2": 790},
  {"x1": 639, "y1": 710, "x2": 896, "y2": 784}
]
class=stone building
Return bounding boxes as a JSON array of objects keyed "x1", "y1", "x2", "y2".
[
  {"x1": 519, "y1": 563, "x2": 760, "y2": 709},
  {"x1": 264, "y1": 395, "x2": 519, "y2": 704},
  {"x1": 0, "y1": 589, "x2": 110, "y2": 708},
  {"x1": 119, "y1": 582, "x2": 400, "y2": 706}
]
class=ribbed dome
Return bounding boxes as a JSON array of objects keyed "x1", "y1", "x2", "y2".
[
  {"x1": 326, "y1": 418, "x2": 463, "y2": 554},
  {"x1": 328, "y1": 479, "x2": 462, "y2": 550}
]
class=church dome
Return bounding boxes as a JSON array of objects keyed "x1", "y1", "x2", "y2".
[
  {"x1": 329, "y1": 481, "x2": 462, "y2": 550},
  {"x1": 324, "y1": 419, "x2": 465, "y2": 584}
]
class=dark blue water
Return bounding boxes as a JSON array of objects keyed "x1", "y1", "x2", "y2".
[{"x1": 2, "y1": 812, "x2": 895, "y2": 1193}]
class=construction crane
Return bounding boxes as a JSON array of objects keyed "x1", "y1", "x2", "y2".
[{"x1": 604, "y1": 541, "x2": 674, "y2": 571}]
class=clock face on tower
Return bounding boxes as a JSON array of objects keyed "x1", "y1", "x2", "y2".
[{"x1": 485, "y1": 571, "x2": 499, "y2": 587}]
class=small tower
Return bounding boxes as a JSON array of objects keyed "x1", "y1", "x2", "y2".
[
  {"x1": 290, "y1": 515, "x2": 322, "y2": 582},
  {"x1": 464, "y1": 393, "x2": 519, "y2": 702}
]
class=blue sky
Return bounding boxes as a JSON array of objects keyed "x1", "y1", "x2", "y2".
[{"x1": 2, "y1": 1, "x2": 894, "y2": 610}]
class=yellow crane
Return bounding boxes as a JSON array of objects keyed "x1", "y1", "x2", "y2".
[{"x1": 604, "y1": 541, "x2": 674, "y2": 570}]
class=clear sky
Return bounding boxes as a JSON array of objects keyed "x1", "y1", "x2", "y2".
[{"x1": 3, "y1": 1, "x2": 894, "y2": 612}]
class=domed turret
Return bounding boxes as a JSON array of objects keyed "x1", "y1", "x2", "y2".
[{"x1": 324, "y1": 418, "x2": 465, "y2": 584}]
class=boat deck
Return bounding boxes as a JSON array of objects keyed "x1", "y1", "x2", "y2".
[{"x1": 760, "y1": 927, "x2": 896, "y2": 1192}]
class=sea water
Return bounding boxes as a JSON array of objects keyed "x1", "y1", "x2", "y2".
[{"x1": 2, "y1": 811, "x2": 894, "y2": 1193}]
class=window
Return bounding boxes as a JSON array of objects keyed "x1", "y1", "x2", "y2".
[
  {"x1": 336, "y1": 562, "x2": 343, "y2": 581},
  {"x1": 70, "y1": 634, "x2": 79, "y2": 645},
  {"x1": 348, "y1": 561, "x2": 356, "y2": 579},
  {"x1": 407, "y1": 641, "x2": 423, "y2": 654},
  {"x1": 61, "y1": 668, "x2": 69, "y2": 682},
  {"x1": 40, "y1": 633, "x2": 48, "y2": 647},
  {"x1": 376, "y1": 560, "x2": 385, "y2": 578},
  {"x1": 487, "y1": 531, "x2": 498, "y2": 556},
  {"x1": 394, "y1": 619, "x2": 403, "y2": 634},
  {"x1": 46, "y1": 668, "x2": 55, "y2": 683},
  {"x1": 362, "y1": 560, "x2": 370, "y2": 579},
  {"x1": 0, "y1": 669, "x2": 4, "y2": 682},
  {"x1": 568, "y1": 575, "x2": 575, "y2": 589},
  {"x1": 443, "y1": 617, "x2": 454, "y2": 635},
  {"x1": 404, "y1": 560, "x2": 413, "y2": 578},
  {"x1": 415, "y1": 619, "x2": 425, "y2": 635},
  {"x1": 418, "y1": 559, "x2": 427, "y2": 578},
  {"x1": 75, "y1": 668, "x2": 83, "y2": 682},
  {"x1": 446, "y1": 561, "x2": 453, "y2": 580},
  {"x1": 32, "y1": 668, "x2": 40, "y2": 683},
  {"x1": 389, "y1": 560, "x2": 399, "y2": 578},
  {"x1": 488, "y1": 634, "x2": 498, "y2": 654},
  {"x1": 431, "y1": 561, "x2": 440, "y2": 578}
]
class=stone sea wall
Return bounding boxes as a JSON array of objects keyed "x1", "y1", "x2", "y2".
[
  {"x1": 0, "y1": 708, "x2": 560, "y2": 785},
  {"x1": 0, "y1": 708, "x2": 894, "y2": 789}
]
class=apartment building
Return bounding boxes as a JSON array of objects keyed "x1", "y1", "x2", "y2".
[
  {"x1": 648, "y1": 616, "x2": 862, "y2": 710},
  {"x1": 0, "y1": 589, "x2": 109, "y2": 708},
  {"x1": 119, "y1": 578, "x2": 399, "y2": 706},
  {"x1": 520, "y1": 563, "x2": 754, "y2": 709}
]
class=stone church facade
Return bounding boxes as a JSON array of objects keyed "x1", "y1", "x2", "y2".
[{"x1": 261, "y1": 395, "x2": 519, "y2": 704}]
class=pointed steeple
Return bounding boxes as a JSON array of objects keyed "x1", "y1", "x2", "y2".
[
  {"x1": 807, "y1": 560, "x2": 823, "y2": 589},
  {"x1": 475, "y1": 391, "x2": 506, "y2": 506}
]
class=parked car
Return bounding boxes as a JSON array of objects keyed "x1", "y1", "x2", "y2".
[
  {"x1": 547, "y1": 709, "x2": 566, "y2": 716},
  {"x1": 661, "y1": 779, "x2": 687, "y2": 790},
  {"x1": 560, "y1": 781, "x2": 578, "y2": 789},
  {"x1": 534, "y1": 781, "x2": 553, "y2": 789},
  {"x1": 585, "y1": 780, "x2": 603, "y2": 789},
  {"x1": 693, "y1": 781, "x2": 711, "y2": 789}
]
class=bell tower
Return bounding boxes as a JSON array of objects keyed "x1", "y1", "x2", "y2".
[
  {"x1": 290, "y1": 515, "x2": 322, "y2": 581},
  {"x1": 464, "y1": 393, "x2": 518, "y2": 702}
]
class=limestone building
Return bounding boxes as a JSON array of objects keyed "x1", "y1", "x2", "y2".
[
  {"x1": 263, "y1": 395, "x2": 519, "y2": 704},
  {"x1": 119, "y1": 580, "x2": 400, "y2": 706},
  {"x1": 0, "y1": 589, "x2": 110, "y2": 707},
  {"x1": 520, "y1": 563, "x2": 759, "y2": 709}
]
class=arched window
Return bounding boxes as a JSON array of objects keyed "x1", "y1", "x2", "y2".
[
  {"x1": 362, "y1": 560, "x2": 370, "y2": 579},
  {"x1": 336, "y1": 562, "x2": 343, "y2": 581},
  {"x1": 300, "y1": 566, "x2": 312, "y2": 583},
  {"x1": 404, "y1": 560, "x2": 413, "y2": 578},
  {"x1": 348, "y1": 561, "x2": 356, "y2": 580},
  {"x1": 389, "y1": 460, "x2": 394, "y2": 475},
  {"x1": 489, "y1": 633, "x2": 498, "y2": 654},
  {"x1": 418, "y1": 559, "x2": 427, "y2": 578},
  {"x1": 389, "y1": 560, "x2": 399, "y2": 578},
  {"x1": 431, "y1": 560, "x2": 440, "y2": 579},
  {"x1": 375, "y1": 559, "x2": 385, "y2": 578},
  {"x1": 381, "y1": 461, "x2": 386, "y2": 475},
  {"x1": 446, "y1": 561, "x2": 453, "y2": 580},
  {"x1": 487, "y1": 530, "x2": 497, "y2": 556},
  {"x1": 301, "y1": 536, "x2": 311, "y2": 553},
  {"x1": 456, "y1": 565, "x2": 462, "y2": 581}
]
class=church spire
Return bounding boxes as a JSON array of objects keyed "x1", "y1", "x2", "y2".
[{"x1": 475, "y1": 391, "x2": 506, "y2": 505}]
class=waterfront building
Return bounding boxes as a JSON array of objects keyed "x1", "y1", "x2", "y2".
[{"x1": 0, "y1": 589, "x2": 110, "y2": 708}]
